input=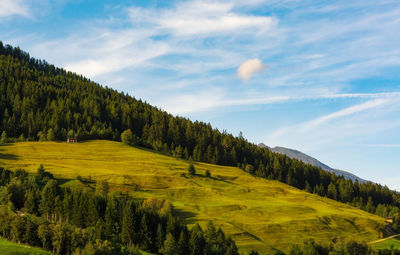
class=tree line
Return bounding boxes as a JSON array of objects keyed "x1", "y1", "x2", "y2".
[
  {"x1": 1, "y1": 41, "x2": 400, "y2": 226},
  {"x1": 0, "y1": 166, "x2": 239, "y2": 255}
]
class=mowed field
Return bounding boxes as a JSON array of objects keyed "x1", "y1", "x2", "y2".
[
  {"x1": 0, "y1": 141, "x2": 386, "y2": 254},
  {"x1": 0, "y1": 237, "x2": 51, "y2": 255},
  {"x1": 370, "y1": 234, "x2": 400, "y2": 251}
]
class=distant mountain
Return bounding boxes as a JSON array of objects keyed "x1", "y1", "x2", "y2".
[{"x1": 259, "y1": 143, "x2": 368, "y2": 183}]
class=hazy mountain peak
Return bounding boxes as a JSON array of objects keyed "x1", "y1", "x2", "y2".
[{"x1": 263, "y1": 145, "x2": 368, "y2": 183}]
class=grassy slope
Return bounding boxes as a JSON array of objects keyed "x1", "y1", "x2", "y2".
[
  {"x1": 0, "y1": 141, "x2": 385, "y2": 254},
  {"x1": 0, "y1": 237, "x2": 51, "y2": 255},
  {"x1": 370, "y1": 234, "x2": 400, "y2": 250}
]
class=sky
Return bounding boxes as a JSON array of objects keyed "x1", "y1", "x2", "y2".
[{"x1": 1, "y1": 0, "x2": 400, "y2": 190}]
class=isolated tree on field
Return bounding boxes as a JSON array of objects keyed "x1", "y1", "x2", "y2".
[
  {"x1": 188, "y1": 164, "x2": 196, "y2": 176},
  {"x1": 205, "y1": 170, "x2": 211, "y2": 177}
]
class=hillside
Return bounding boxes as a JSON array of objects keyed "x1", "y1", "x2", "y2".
[
  {"x1": 0, "y1": 140, "x2": 385, "y2": 254},
  {"x1": 1, "y1": 42, "x2": 400, "y2": 225},
  {"x1": 267, "y1": 145, "x2": 367, "y2": 183},
  {"x1": 0, "y1": 237, "x2": 51, "y2": 255}
]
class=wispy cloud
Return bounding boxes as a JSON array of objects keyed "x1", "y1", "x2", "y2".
[
  {"x1": 0, "y1": 0, "x2": 29, "y2": 18},
  {"x1": 130, "y1": 1, "x2": 274, "y2": 37},
  {"x1": 365, "y1": 144, "x2": 400, "y2": 148},
  {"x1": 266, "y1": 96, "x2": 400, "y2": 150}
]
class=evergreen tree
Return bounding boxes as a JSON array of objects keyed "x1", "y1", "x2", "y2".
[
  {"x1": 38, "y1": 223, "x2": 52, "y2": 249},
  {"x1": 188, "y1": 164, "x2": 196, "y2": 176},
  {"x1": 95, "y1": 180, "x2": 109, "y2": 197},
  {"x1": 47, "y1": 128, "x2": 55, "y2": 141},
  {"x1": 121, "y1": 200, "x2": 135, "y2": 247},
  {"x1": 38, "y1": 131, "x2": 47, "y2": 141},
  {"x1": 40, "y1": 180, "x2": 58, "y2": 220},
  {"x1": 163, "y1": 233, "x2": 177, "y2": 255},
  {"x1": 0, "y1": 131, "x2": 7, "y2": 143}
]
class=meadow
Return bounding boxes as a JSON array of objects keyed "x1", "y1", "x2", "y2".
[
  {"x1": 369, "y1": 234, "x2": 400, "y2": 251},
  {"x1": 0, "y1": 140, "x2": 386, "y2": 254},
  {"x1": 0, "y1": 237, "x2": 52, "y2": 255}
]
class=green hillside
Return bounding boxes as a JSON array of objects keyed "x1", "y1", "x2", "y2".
[
  {"x1": 0, "y1": 140, "x2": 386, "y2": 254},
  {"x1": 370, "y1": 234, "x2": 400, "y2": 251},
  {"x1": 0, "y1": 237, "x2": 51, "y2": 255}
]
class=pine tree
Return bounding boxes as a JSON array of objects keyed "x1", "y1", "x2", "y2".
[
  {"x1": 95, "y1": 180, "x2": 109, "y2": 197},
  {"x1": 40, "y1": 180, "x2": 58, "y2": 220},
  {"x1": 188, "y1": 164, "x2": 196, "y2": 176},
  {"x1": 163, "y1": 233, "x2": 176, "y2": 255},
  {"x1": 121, "y1": 200, "x2": 135, "y2": 247},
  {"x1": 38, "y1": 223, "x2": 52, "y2": 249},
  {"x1": 1, "y1": 131, "x2": 7, "y2": 143},
  {"x1": 47, "y1": 128, "x2": 55, "y2": 141}
]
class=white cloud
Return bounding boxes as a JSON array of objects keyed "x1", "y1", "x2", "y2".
[
  {"x1": 299, "y1": 99, "x2": 390, "y2": 131},
  {"x1": 130, "y1": 1, "x2": 274, "y2": 37},
  {"x1": 237, "y1": 58, "x2": 265, "y2": 82},
  {"x1": 266, "y1": 97, "x2": 400, "y2": 150},
  {"x1": 0, "y1": 0, "x2": 29, "y2": 18},
  {"x1": 365, "y1": 144, "x2": 400, "y2": 148}
]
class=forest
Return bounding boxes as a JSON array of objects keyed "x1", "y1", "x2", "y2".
[
  {"x1": 0, "y1": 41, "x2": 400, "y2": 240},
  {"x1": 0, "y1": 165, "x2": 239, "y2": 255}
]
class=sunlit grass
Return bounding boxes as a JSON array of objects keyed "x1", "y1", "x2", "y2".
[
  {"x1": 370, "y1": 235, "x2": 400, "y2": 251},
  {"x1": 0, "y1": 237, "x2": 51, "y2": 255},
  {"x1": 0, "y1": 140, "x2": 386, "y2": 253}
]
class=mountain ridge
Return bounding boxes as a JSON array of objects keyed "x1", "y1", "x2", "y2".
[{"x1": 258, "y1": 143, "x2": 368, "y2": 183}]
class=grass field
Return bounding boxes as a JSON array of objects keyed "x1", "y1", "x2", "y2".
[
  {"x1": 370, "y1": 234, "x2": 400, "y2": 251},
  {"x1": 0, "y1": 140, "x2": 386, "y2": 254},
  {"x1": 0, "y1": 237, "x2": 51, "y2": 255}
]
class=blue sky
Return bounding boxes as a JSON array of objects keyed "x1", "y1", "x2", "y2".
[{"x1": 1, "y1": 0, "x2": 400, "y2": 189}]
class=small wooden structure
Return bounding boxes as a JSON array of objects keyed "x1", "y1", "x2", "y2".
[
  {"x1": 385, "y1": 217, "x2": 393, "y2": 223},
  {"x1": 67, "y1": 137, "x2": 78, "y2": 143}
]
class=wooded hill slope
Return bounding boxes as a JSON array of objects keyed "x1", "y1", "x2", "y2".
[
  {"x1": 0, "y1": 140, "x2": 386, "y2": 253},
  {"x1": 1, "y1": 41, "x2": 400, "y2": 228}
]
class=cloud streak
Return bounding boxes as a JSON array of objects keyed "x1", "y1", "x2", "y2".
[{"x1": 0, "y1": 0, "x2": 29, "y2": 18}]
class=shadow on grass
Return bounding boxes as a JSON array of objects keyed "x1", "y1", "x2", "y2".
[
  {"x1": 0, "y1": 143, "x2": 19, "y2": 160},
  {"x1": 173, "y1": 208, "x2": 198, "y2": 225},
  {"x1": 0, "y1": 153, "x2": 19, "y2": 160}
]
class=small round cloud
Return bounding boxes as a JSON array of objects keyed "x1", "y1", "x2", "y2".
[{"x1": 236, "y1": 58, "x2": 265, "y2": 82}]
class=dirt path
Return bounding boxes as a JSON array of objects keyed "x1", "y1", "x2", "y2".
[{"x1": 368, "y1": 234, "x2": 400, "y2": 245}]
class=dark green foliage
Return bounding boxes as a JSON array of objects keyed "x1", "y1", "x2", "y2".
[
  {"x1": 1, "y1": 131, "x2": 7, "y2": 143},
  {"x1": 1, "y1": 42, "x2": 400, "y2": 225},
  {"x1": 206, "y1": 170, "x2": 211, "y2": 177},
  {"x1": 188, "y1": 164, "x2": 196, "y2": 176},
  {"x1": 95, "y1": 179, "x2": 109, "y2": 197},
  {"x1": 0, "y1": 166, "x2": 238, "y2": 254},
  {"x1": 121, "y1": 129, "x2": 139, "y2": 146},
  {"x1": 286, "y1": 239, "x2": 383, "y2": 255}
]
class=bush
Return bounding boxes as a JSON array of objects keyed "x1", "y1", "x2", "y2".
[
  {"x1": 205, "y1": 170, "x2": 211, "y2": 177},
  {"x1": 121, "y1": 129, "x2": 139, "y2": 146}
]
